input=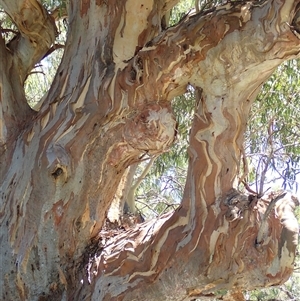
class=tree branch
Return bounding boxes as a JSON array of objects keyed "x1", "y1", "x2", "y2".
[
  {"x1": 0, "y1": 0, "x2": 57, "y2": 147},
  {"x1": 73, "y1": 2, "x2": 300, "y2": 299},
  {"x1": 126, "y1": 155, "x2": 157, "y2": 213},
  {"x1": 122, "y1": 1, "x2": 300, "y2": 105},
  {"x1": 255, "y1": 191, "x2": 287, "y2": 250},
  {"x1": 41, "y1": 43, "x2": 65, "y2": 60},
  {"x1": 0, "y1": 33, "x2": 34, "y2": 149},
  {"x1": 0, "y1": 0, "x2": 57, "y2": 82}
]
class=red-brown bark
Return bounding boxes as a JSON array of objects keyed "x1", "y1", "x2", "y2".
[{"x1": 0, "y1": 1, "x2": 299, "y2": 300}]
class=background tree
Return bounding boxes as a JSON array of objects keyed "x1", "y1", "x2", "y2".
[{"x1": 0, "y1": 1, "x2": 299, "y2": 300}]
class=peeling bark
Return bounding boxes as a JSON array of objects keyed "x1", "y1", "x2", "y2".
[{"x1": 0, "y1": 1, "x2": 300, "y2": 300}]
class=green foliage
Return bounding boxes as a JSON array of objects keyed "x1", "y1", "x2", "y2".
[
  {"x1": 245, "y1": 60, "x2": 300, "y2": 193},
  {"x1": 169, "y1": 0, "x2": 224, "y2": 26},
  {"x1": 41, "y1": 0, "x2": 67, "y2": 10},
  {"x1": 169, "y1": 0, "x2": 194, "y2": 25},
  {"x1": 24, "y1": 50, "x2": 64, "y2": 107},
  {"x1": 0, "y1": 8, "x2": 18, "y2": 42}
]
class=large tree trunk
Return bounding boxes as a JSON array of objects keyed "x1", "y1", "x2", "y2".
[{"x1": 0, "y1": 1, "x2": 299, "y2": 300}]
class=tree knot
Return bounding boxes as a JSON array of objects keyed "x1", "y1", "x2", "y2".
[{"x1": 223, "y1": 189, "x2": 257, "y2": 222}]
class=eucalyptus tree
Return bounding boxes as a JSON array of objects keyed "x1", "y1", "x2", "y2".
[{"x1": 0, "y1": 1, "x2": 300, "y2": 301}]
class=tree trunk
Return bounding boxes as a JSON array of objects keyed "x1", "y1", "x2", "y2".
[{"x1": 0, "y1": 1, "x2": 299, "y2": 300}]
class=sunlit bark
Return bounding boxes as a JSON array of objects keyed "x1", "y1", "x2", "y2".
[{"x1": 0, "y1": 1, "x2": 299, "y2": 300}]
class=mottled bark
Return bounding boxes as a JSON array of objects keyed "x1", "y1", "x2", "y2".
[
  {"x1": 0, "y1": 1, "x2": 299, "y2": 300},
  {"x1": 0, "y1": 0, "x2": 56, "y2": 165}
]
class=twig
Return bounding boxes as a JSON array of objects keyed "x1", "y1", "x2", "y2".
[
  {"x1": 238, "y1": 144, "x2": 249, "y2": 186},
  {"x1": 0, "y1": 28, "x2": 18, "y2": 35},
  {"x1": 42, "y1": 43, "x2": 65, "y2": 60}
]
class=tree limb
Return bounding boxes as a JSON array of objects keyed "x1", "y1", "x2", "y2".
[
  {"x1": 0, "y1": 0, "x2": 57, "y2": 82},
  {"x1": 255, "y1": 191, "x2": 287, "y2": 251},
  {"x1": 126, "y1": 155, "x2": 157, "y2": 213},
  {"x1": 0, "y1": 0, "x2": 57, "y2": 146},
  {"x1": 0, "y1": 29, "x2": 34, "y2": 148},
  {"x1": 122, "y1": 1, "x2": 300, "y2": 104}
]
